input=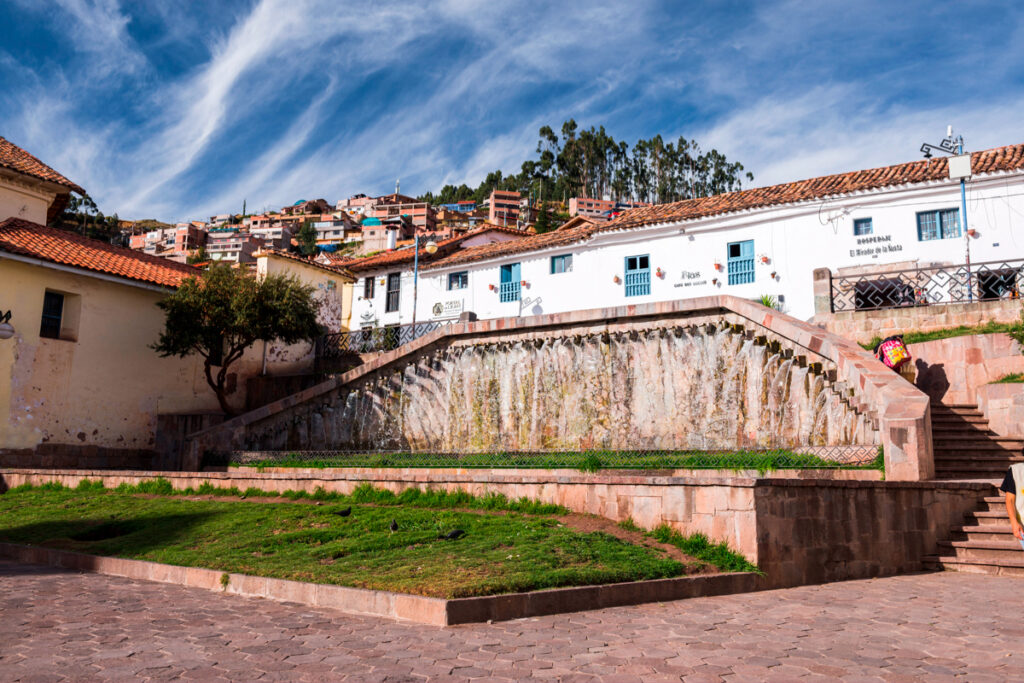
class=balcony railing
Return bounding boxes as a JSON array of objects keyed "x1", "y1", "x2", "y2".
[
  {"x1": 829, "y1": 258, "x2": 1024, "y2": 312},
  {"x1": 624, "y1": 270, "x2": 651, "y2": 297},
  {"x1": 499, "y1": 281, "x2": 521, "y2": 302}
]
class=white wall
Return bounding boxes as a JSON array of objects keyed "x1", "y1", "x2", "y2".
[
  {"x1": 0, "y1": 175, "x2": 57, "y2": 225},
  {"x1": 350, "y1": 172, "x2": 1024, "y2": 325}
]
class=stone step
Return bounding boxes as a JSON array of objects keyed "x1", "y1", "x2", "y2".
[
  {"x1": 937, "y1": 470, "x2": 1014, "y2": 480},
  {"x1": 936, "y1": 460, "x2": 1021, "y2": 470},
  {"x1": 930, "y1": 412, "x2": 988, "y2": 421},
  {"x1": 938, "y1": 540, "x2": 1024, "y2": 562},
  {"x1": 953, "y1": 524, "x2": 1017, "y2": 542},
  {"x1": 932, "y1": 403, "x2": 981, "y2": 411},
  {"x1": 933, "y1": 434, "x2": 1024, "y2": 445},
  {"x1": 923, "y1": 555, "x2": 1024, "y2": 577},
  {"x1": 934, "y1": 445, "x2": 1024, "y2": 456},
  {"x1": 931, "y1": 423, "x2": 996, "y2": 432}
]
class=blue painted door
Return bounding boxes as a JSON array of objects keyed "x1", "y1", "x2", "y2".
[
  {"x1": 727, "y1": 240, "x2": 754, "y2": 285},
  {"x1": 500, "y1": 263, "x2": 521, "y2": 302},
  {"x1": 624, "y1": 255, "x2": 650, "y2": 297}
]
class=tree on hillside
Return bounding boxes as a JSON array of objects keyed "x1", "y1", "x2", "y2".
[
  {"x1": 297, "y1": 221, "x2": 318, "y2": 256},
  {"x1": 152, "y1": 265, "x2": 322, "y2": 415},
  {"x1": 417, "y1": 119, "x2": 754, "y2": 209},
  {"x1": 533, "y1": 200, "x2": 553, "y2": 234},
  {"x1": 186, "y1": 246, "x2": 209, "y2": 265}
]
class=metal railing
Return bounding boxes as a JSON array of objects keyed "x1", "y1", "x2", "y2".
[
  {"x1": 315, "y1": 320, "x2": 454, "y2": 365},
  {"x1": 210, "y1": 445, "x2": 882, "y2": 471},
  {"x1": 830, "y1": 258, "x2": 1024, "y2": 312}
]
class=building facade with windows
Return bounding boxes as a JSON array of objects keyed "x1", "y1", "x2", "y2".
[{"x1": 345, "y1": 143, "x2": 1024, "y2": 327}]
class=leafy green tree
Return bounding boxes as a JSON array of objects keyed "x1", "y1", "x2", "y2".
[
  {"x1": 152, "y1": 265, "x2": 322, "y2": 415},
  {"x1": 186, "y1": 246, "x2": 209, "y2": 264},
  {"x1": 533, "y1": 201, "x2": 553, "y2": 234},
  {"x1": 297, "y1": 220, "x2": 318, "y2": 255}
]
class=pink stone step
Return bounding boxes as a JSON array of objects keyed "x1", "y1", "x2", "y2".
[
  {"x1": 924, "y1": 555, "x2": 1024, "y2": 577},
  {"x1": 939, "y1": 540, "x2": 1024, "y2": 562}
]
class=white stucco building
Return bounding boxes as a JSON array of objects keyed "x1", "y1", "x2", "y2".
[{"x1": 347, "y1": 143, "x2": 1024, "y2": 328}]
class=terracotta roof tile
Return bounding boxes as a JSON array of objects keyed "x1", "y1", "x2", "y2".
[
  {"x1": 422, "y1": 225, "x2": 593, "y2": 271},
  {"x1": 344, "y1": 223, "x2": 530, "y2": 273},
  {"x1": 0, "y1": 136, "x2": 85, "y2": 194},
  {"x1": 256, "y1": 248, "x2": 355, "y2": 279},
  {"x1": 0, "y1": 218, "x2": 199, "y2": 288},
  {"x1": 602, "y1": 142, "x2": 1024, "y2": 232}
]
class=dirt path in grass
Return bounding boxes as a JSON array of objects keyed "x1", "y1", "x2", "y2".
[{"x1": 131, "y1": 493, "x2": 710, "y2": 572}]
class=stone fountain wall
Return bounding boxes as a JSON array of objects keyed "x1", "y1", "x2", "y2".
[{"x1": 237, "y1": 317, "x2": 877, "y2": 453}]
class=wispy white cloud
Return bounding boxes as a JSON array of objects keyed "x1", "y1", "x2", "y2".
[{"x1": 2, "y1": 0, "x2": 1022, "y2": 223}]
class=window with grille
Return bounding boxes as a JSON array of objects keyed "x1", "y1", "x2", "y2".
[
  {"x1": 727, "y1": 240, "x2": 755, "y2": 285},
  {"x1": 363, "y1": 277, "x2": 375, "y2": 300},
  {"x1": 39, "y1": 291, "x2": 64, "y2": 339},
  {"x1": 853, "y1": 218, "x2": 873, "y2": 236},
  {"x1": 624, "y1": 255, "x2": 650, "y2": 297},
  {"x1": 448, "y1": 271, "x2": 468, "y2": 290},
  {"x1": 550, "y1": 254, "x2": 573, "y2": 274},
  {"x1": 917, "y1": 209, "x2": 961, "y2": 241},
  {"x1": 385, "y1": 273, "x2": 401, "y2": 312}
]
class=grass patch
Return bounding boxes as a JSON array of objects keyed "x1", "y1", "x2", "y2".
[
  {"x1": 233, "y1": 448, "x2": 881, "y2": 474},
  {"x1": 0, "y1": 484, "x2": 722, "y2": 598},
  {"x1": 994, "y1": 373, "x2": 1024, "y2": 384},
  {"x1": 650, "y1": 525, "x2": 760, "y2": 574},
  {"x1": 859, "y1": 320, "x2": 1017, "y2": 351}
]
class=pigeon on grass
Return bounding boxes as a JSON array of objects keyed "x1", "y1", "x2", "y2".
[
  {"x1": 441, "y1": 529, "x2": 466, "y2": 540},
  {"x1": 389, "y1": 519, "x2": 399, "y2": 532},
  {"x1": 333, "y1": 506, "x2": 352, "y2": 517}
]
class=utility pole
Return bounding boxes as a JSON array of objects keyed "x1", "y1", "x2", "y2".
[{"x1": 921, "y1": 126, "x2": 973, "y2": 301}]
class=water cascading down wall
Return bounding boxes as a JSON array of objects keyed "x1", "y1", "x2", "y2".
[{"x1": 240, "y1": 318, "x2": 878, "y2": 453}]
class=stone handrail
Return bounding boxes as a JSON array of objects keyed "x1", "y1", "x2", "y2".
[{"x1": 185, "y1": 295, "x2": 932, "y2": 480}]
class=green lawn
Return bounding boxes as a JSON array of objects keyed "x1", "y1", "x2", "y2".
[
  {"x1": 859, "y1": 320, "x2": 1018, "y2": 351},
  {"x1": 230, "y1": 448, "x2": 883, "y2": 473},
  {"x1": 0, "y1": 482, "x2": 742, "y2": 598}
]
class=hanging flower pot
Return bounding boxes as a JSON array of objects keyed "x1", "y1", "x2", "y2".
[
  {"x1": 713, "y1": 262, "x2": 723, "y2": 271},
  {"x1": 520, "y1": 280, "x2": 528, "y2": 287},
  {"x1": 613, "y1": 275, "x2": 622, "y2": 284},
  {"x1": 488, "y1": 283, "x2": 496, "y2": 291},
  {"x1": 655, "y1": 267, "x2": 665, "y2": 278}
]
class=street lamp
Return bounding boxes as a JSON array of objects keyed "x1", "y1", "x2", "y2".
[
  {"x1": 0, "y1": 309, "x2": 13, "y2": 340},
  {"x1": 921, "y1": 126, "x2": 973, "y2": 300},
  {"x1": 411, "y1": 234, "x2": 438, "y2": 334}
]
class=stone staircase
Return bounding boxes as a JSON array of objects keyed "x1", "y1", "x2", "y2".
[
  {"x1": 924, "y1": 494, "x2": 1024, "y2": 576},
  {"x1": 931, "y1": 403, "x2": 1024, "y2": 479}
]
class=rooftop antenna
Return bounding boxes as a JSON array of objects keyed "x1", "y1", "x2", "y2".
[{"x1": 395, "y1": 178, "x2": 400, "y2": 195}]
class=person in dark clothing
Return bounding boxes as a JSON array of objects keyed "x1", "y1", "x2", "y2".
[{"x1": 999, "y1": 466, "x2": 1024, "y2": 550}]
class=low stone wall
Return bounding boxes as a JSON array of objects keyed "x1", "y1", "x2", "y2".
[
  {"x1": 0, "y1": 468, "x2": 987, "y2": 589},
  {"x1": 977, "y1": 383, "x2": 1024, "y2": 436},
  {"x1": 0, "y1": 445, "x2": 153, "y2": 470},
  {"x1": 911, "y1": 333, "x2": 1024, "y2": 405},
  {"x1": 815, "y1": 300, "x2": 1021, "y2": 345}
]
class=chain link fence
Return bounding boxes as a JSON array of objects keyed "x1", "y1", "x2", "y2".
[{"x1": 208, "y1": 445, "x2": 883, "y2": 471}]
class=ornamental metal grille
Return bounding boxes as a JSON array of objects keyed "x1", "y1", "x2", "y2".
[
  {"x1": 314, "y1": 319, "x2": 454, "y2": 369},
  {"x1": 829, "y1": 258, "x2": 1024, "y2": 312},
  {"x1": 208, "y1": 445, "x2": 882, "y2": 471}
]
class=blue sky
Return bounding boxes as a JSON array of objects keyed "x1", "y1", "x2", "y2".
[{"x1": 2, "y1": 0, "x2": 1022, "y2": 223}]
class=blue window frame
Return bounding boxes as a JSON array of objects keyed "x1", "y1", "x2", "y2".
[
  {"x1": 917, "y1": 209, "x2": 961, "y2": 241},
  {"x1": 727, "y1": 240, "x2": 755, "y2": 285},
  {"x1": 550, "y1": 254, "x2": 573, "y2": 274},
  {"x1": 499, "y1": 263, "x2": 521, "y2": 302},
  {"x1": 624, "y1": 255, "x2": 650, "y2": 297},
  {"x1": 853, "y1": 218, "x2": 873, "y2": 236},
  {"x1": 447, "y1": 271, "x2": 468, "y2": 290}
]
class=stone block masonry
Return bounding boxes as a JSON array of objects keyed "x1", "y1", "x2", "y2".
[
  {"x1": 0, "y1": 468, "x2": 990, "y2": 590},
  {"x1": 185, "y1": 295, "x2": 934, "y2": 481}
]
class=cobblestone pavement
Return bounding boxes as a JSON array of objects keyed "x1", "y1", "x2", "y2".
[{"x1": 1, "y1": 560, "x2": 1022, "y2": 682}]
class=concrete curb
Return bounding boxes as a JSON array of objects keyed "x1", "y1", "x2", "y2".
[{"x1": 0, "y1": 542, "x2": 762, "y2": 625}]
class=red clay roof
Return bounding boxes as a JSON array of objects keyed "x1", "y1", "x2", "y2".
[
  {"x1": 0, "y1": 136, "x2": 85, "y2": 194},
  {"x1": 344, "y1": 224, "x2": 534, "y2": 273},
  {"x1": 256, "y1": 248, "x2": 355, "y2": 280},
  {"x1": 603, "y1": 142, "x2": 1024, "y2": 232},
  {"x1": 0, "y1": 218, "x2": 199, "y2": 288},
  {"x1": 422, "y1": 225, "x2": 593, "y2": 271}
]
